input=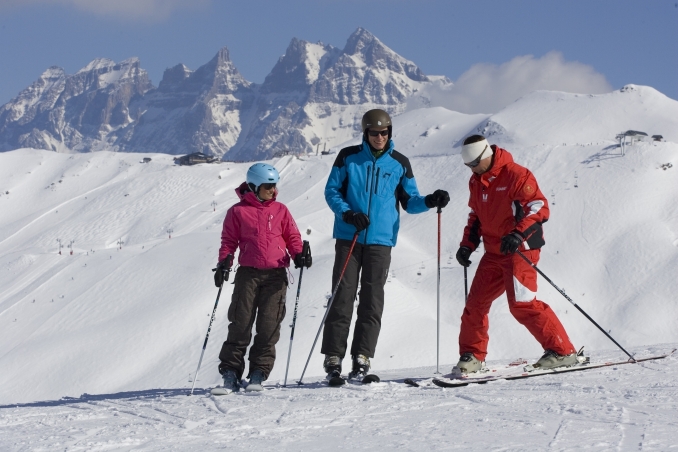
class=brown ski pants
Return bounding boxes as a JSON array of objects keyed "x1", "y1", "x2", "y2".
[{"x1": 218, "y1": 266, "x2": 288, "y2": 380}]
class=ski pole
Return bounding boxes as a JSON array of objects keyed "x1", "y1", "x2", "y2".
[
  {"x1": 516, "y1": 250, "x2": 636, "y2": 362},
  {"x1": 189, "y1": 261, "x2": 232, "y2": 396},
  {"x1": 464, "y1": 267, "x2": 468, "y2": 303},
  {"x1": 436, "y1": 207, "x2": 441, "y2": 374},
  {"x1": 283, "y1": 241, "x2": 310, "y2": 387},
  {"x1": 298, "y1": 232, "x2": 359, "y2": 385}
]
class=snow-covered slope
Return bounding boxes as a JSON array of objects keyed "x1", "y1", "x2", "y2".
[
  {"x1": 471, "y1": 84, "x2": 678, "y2": 147},
  {"x1": 1, "y1": 84, "x2": 678, "y2": 449},
  {"x1": 1, "y1": 85, "x2": 677, "y2": 411},
  {"x1": 2, "y1": 345, "x2": 677, "y2": 450}
]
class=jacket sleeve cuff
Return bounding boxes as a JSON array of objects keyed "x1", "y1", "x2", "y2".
[{"x1": 459, "y1": 240, "x2": 476, "y2": 252}]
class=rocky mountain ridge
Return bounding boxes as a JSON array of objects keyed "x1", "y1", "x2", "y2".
[{"x1": 0, "y1": 28, "x2": 444, "y2": 160}]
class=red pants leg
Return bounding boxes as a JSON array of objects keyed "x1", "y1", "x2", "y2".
[
  {"x1": 458, "y1": 253, "x2": 506, "y2": 361},
  {"x1": 504, "y1": 249, "x2": 576, "y2": 356}
]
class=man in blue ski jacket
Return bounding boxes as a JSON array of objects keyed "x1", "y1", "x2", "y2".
[{"x1": 321, "y1": 109, "x2": 450, "y2": 381}]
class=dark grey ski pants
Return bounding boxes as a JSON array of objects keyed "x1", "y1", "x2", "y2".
[
  {"x1": 218, "y1": 266, "x2": 288, "y2": 380},
  {"x1": 321, "y1": 239, "x2": 391, "y2": 359}
]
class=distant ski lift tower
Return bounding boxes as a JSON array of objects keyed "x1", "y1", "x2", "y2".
[
  {"x1": 68, "y1": 240, "x2": 74, "y2": 255},
  {"x1": 211, "y1": 200, "x2": 217, "y2": 212},
  {"x1": 617, "y1": 130, "x2": 649, "y2": 156},
  {"x1": 574, "y1": 172, "x2": 578, "y2": 188},
  {"x1": 167, "y1": 228, "x2": 173, "y2": 239},
  {"x1": 117, "y1": 238, "x2": 124, "y2": 250},
  {"x1": 56, "y1": 238, "x2": 63, "y2": 255}
]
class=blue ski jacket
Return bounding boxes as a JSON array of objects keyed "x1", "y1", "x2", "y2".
[{"x1": 325, "y1": 139, "x2": 430, "y2": 246}]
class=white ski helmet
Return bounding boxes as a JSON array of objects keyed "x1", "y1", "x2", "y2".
[{"x1": 246, "y1": 163, "x2": 279, "y2": 192}]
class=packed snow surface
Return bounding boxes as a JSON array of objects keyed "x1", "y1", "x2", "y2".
[{"x1": 1, "y1": 86, "x2": 677, "y2": 449}]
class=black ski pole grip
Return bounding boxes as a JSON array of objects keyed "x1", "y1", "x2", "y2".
[{"x1": 302, "y1": 240, "x2": 311, "y2": 267}]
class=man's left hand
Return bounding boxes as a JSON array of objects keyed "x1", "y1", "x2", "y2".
[
  {"x1": 500, "y1": 232, "x2": 524, "y2": 255},
  {"x1": 425, "y1": 189, "x2": 450, "y2": 209}
]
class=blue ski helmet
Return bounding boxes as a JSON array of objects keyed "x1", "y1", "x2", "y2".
[{"x1": 246, "y1": 163, "x2": 279, "y2": 192}]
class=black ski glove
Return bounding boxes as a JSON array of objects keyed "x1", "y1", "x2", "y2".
[
  {"x1": 214, "y1": 254, "x2": 234, "y2": 287},
  {"x1": 456, "y1": 246, "x2": 472, "y2": 267},
  {"x1": 342, "y1": 210, "x2": 370, "y2": 232},
  {"x1": 425, "y1": 189, "x2": 450, "y2": 209},
  {"x1": 500, "y1": 232, "x2": 524, "y2": 255},
  {"x1": 293, "y1": 241, "x2": 312, "y2": 269}
]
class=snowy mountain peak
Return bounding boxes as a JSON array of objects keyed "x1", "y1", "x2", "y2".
[
  {"x1": 195, "y1": 46, "x2": 251, "y2": 93},
  {"x1": 343, "y1": 27, "x2": 379, "y2": 55},
  {"x1": 158, "y1": 63, "x2": 193, "y2": 91},
  {"x1": 1, "y1": 29, "x2": 434, "y2": 158},
  {"x1": 76, "y1": 58, "x2": 116, "y2": 74},
  {"x1": 343, "y1": 27, "x2": 428, "y2": 83},
  {"x1": 261, "y1": 38, "x2": 339, "y2": 94},
  {"x1": 40, "y1": 66, "x2": 67, "y2": 81}
]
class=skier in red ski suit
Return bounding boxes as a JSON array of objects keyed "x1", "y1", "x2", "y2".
[{"x1": 454, "y1": 135, "x2": 577, "y2": 373}]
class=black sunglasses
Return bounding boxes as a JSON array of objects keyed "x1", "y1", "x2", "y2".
[
  {"x1": 465, "y1": 145, "x2": 488, "y2": 168},
  {"x1": 260, "y1": 183, "x2": 276, "y2": 190},
  {"x1": 368, "y1": 129, "x2": 389, "y2": 137}
]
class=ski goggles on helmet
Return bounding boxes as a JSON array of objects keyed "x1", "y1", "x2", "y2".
[
  {"x1": 464, "y1": 145, "x2": 489, "y2": 168},
  {"x1": 367, "y1": 129, "x2": 389, "y2": 137}
]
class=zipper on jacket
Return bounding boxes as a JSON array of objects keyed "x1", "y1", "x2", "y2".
[
  {"x1": 365, "y1": 166, "x2": 372, "y2": 192},
  {"x1": 363, "y1": 162, "x2": 378, "y2": 245},
  {"x1": 374, "y1": 168, "x2": 381, "y2": 194}
]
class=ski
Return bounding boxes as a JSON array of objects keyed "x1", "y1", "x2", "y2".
[
  {"x1": 361, "y1": 374, "x2": 380, "y2": 384},
  {"x1": 210, "y1": 387, "x2": 234, "y2": 396},
  {"x1": 328, "y1": 373, "x2": 380, "y2": 386},
  {"x1": 431, "y1": 349, "x2": 676, "y2": 388},
  {"x1": 404, "y1": 378, "x2": 420, "y2": 387},
  {"x1": 327, "y1": 371, "x2": 346, "y2": 387}
]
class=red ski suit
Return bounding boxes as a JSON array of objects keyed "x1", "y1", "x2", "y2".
[{"x1": 459, "y1": 146, "x2": 575, "y2": 360}]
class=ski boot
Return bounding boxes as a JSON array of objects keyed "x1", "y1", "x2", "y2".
[
  {"x1": 212, "y1": 369, "x2": 240, "y2": 395},
  {"x1": 453, "y1": 352, "x2": 486, "y2": 375},
  {"x1": 347, "y1": 354, "x2": 370, "y2": 381},
  {"x1": 533, "y1": 349, "x2": 578, "y2": 370},
  {"x1": 245, "y1": 368, "x2": 265, "y2": 392},
  {"x1": 324, "y1": 355, "x2": 345, "y2": 386}
]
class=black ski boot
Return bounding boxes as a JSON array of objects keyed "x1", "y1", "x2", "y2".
[
  {"x1": 324, "y1": 355, "x2": 345, "y2": 386},
  {"x1": 246, "y1": 368, "x2": 265, "y2": 392},
  {"x1": 348, "y1": 354, "x2": 370, "y2": 381}
]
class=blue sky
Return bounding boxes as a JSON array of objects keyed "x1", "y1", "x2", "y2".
[{"x1": 0, "y1": 0, "x2": 676, "y2": 107}]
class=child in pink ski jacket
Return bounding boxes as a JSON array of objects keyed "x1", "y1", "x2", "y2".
[{"x1": 215, "y1": 163, "x2": 308, "y2": 393}]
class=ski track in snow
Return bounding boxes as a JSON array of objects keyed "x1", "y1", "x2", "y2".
[{"x1": 1, "y1": 347, "x2": 677, "y2": 451}]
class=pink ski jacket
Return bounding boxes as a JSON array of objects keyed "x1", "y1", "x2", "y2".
[{"x1": 219, "y1": 182, "x2": 303, "y2": 269}]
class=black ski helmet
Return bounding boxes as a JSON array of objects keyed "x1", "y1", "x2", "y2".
[{"x1": 361, "y1": 109, "x2": 392, "y2": 140}]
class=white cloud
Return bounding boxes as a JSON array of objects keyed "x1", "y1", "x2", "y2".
[
  {"x1": 409, "y1": 51, "x2": 613, "y2": 114},
  {"x1": 1, "y1": 0, "x2": 209, "y2": 21}
]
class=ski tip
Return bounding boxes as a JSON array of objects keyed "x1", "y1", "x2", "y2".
[
  {"x1": 432, "y1": 378, "x2": 469, "y2": 388},
  {"x1": 403, "y1": 378, "x2": 420, "y2": 387},
  {"x1": 244, "y1": 384, "x2": 265, "y2": 392},
  {"x1": 210, "y1": 387, "x2": 233, "y2": 396},
  {"x1": 328, "y1": 377, "x2": 346, "y2": 387},
  {"x1": 362, "y1": 374, "x2": 380, "y2": 384}
]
